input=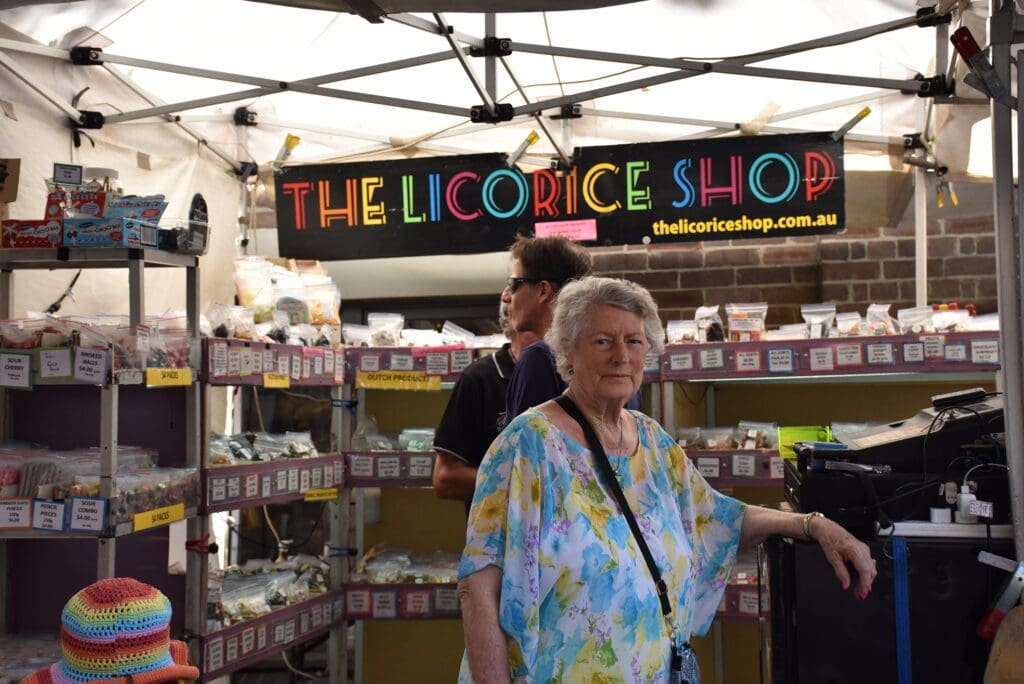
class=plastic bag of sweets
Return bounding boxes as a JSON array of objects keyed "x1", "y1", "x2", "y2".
[
  {"x1": 699, "y1": 427, "x2": 736, "y2": 450},
  {"x1": 205, "y1": 302, "x2": 235, "y2": 339},
  {"x1": 897, "y1": 305, "x2": 936, "y2": 334},
  {"x1": 666, "y1": 320, "x2": 698, "y2": 344},
  {"x1": 368, "y1": 312, "x2": 404, "y2": 347},
  {"x1": 675, "y1": 426, "x2": 702, "y2": 449},
  {"x1": 800, "y1": 303, "x2": 836, "y2": 339},
  {"x1": 866, "y1": 303, "x2": 898, "y2": 335},
  {"x1": 695, "y1": 305, "x2": 725, "y2": 343},
  {"x1": 726, "y1": 303, "x2": 768, "y2": 343},
  {"x1": 834, "y1": 311, "x2": 864, "y2": 337},
  {"x1": 734, "y1": 421, "x2": 778, "y2": 449}
]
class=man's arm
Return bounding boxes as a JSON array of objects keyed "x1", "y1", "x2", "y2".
[
  {"x1": 432, "y1": 450, "x2": 479, "y2": 501},
  {"x1": 505, "y1": 343, "x2": 563, "y2": 423}
]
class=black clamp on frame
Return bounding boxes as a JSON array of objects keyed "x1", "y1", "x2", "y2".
[
  {"x1": 550, "y1": 104, "x2": 582, "y2": 120},
  {"x1": 913, "y1": 74, "x2": 954, "y2": 98},
  {"x1": 470, "y1": 103, "x2": 514, "y2": 123},
  {"x1": 916, "y1": 6, "x2": 952, "y2": 28},
  {"x1": 233, "y1": 106, "x2": 258, "y2": 126},
  {"x1": 70, "y1": 46, "x2": 104, "y2": 65},
  {"x1": 470, "y1": 37, "x2": 513, "y2": 57}
]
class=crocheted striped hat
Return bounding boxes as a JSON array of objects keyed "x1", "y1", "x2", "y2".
[{"x1": 21, "y1": 578, "x2": 199, "y2": 684}]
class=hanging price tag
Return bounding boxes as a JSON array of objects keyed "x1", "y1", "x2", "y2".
[
  {"x1": 835, "y1": 344, "x2": 863, "y2": 367},
  {"x1": 277, "y1": 353, "x2": 289, "y2": 376},
  {"x1": 69, "y1": 497, "x2": 107, "y2": 532},
  {"x1": 903, "y1": 343, "x2": 925, "y2": 363},
  {"x1": 240, "y1": 348, "x2": 253, "y2": 376},
  {"x1": 389, "y1": 354, "x2": 413, "y2": 371},
  {"x1": 738, "y1": 592, "x2": 760, "y2": 615},
  {"x1": 921, "y1": 335, "x2": 945, "y2": 360},
  {"x1": 324, "y1": 349, "x2": 335, "y2": 375},
  {"x1": 699, "y1": 348, "x2": 724, "y2": 370},
  {"x1": 732, "y1": 454, "x2": 757, "y2": 477},
  {"x1": 434, "y1": 587, "x2": 459, "y2": 612},
  {"x1": 409, "y1": 455, "x2": 433, "y2": 479},
  {"x1": 210, "y1": 342, "x2": 228, "y2": 377},
  {"x1": 944, "y1": 344, "x2": 967, "y2": 361},
  {"x1": 74, "y1": 348, "x2": 108, "y2": 385},
  {"x1": 767, "y1": 349, "x2": 793, "y2": 373},
  {"x1": 39, "y1": 348, "x2": 72, "y2": 379},
  {"x1": 311, "y1": 467, "x2": 322, "y2": 489},
  {"x1": 425, "y1": 352, "x2": 449, "y2": 375},
  {"x1": 372, "y1": 591, "x2": 398, "y2": 618},
  {"x1": 360, "y1": 355, "x2": 380, "y2": 372},
  {"x1": 405, "y1": 590, "x2": 431, "y2": 616},
  {"x1": 770, "y1": 457, "x2": 785, "y2": 479},
  {"x1": 227, "y1": 478, "x2": 240, "y2": 499},
  {"x1": 735, "y1": 350, "x2": 761, "y2": 372},
  {"x1": 241, "y1": 628, "x2": 255, "y2": 655},
  {"x1": 346, "y1": 590, "x2": 370, "y2": 615},
  {"x1": 696, "y1": 457, "x2": 720, "y2": 479},
  {"x1": 971, "y1": 340, "x2": 1000, "y2": 365},
  {"x1": 290, "y1": 355, "x2": 301, "y2": 381},
  {"x1": 228, "y1": 349, "x2": 241, "y2": 376},
  {"x1": 287, "y1": 468, "x2": 299, "y2": 492},
  {"x1": 245, "y1": 475, "x2": 258, "y2": 498},
  {"x1": 263, "y1": 349, "x2": 274, "y2": 373},
  {"x1": 377, "y1": 457, "x2": 401, "y2": 479},
  {"x1": 866, "y1": 343, "x2": 894, "y2": 365},
  {"x1": 669, "y1": 353, "x2": 693, "y2": 371},
  {"x1": 299, "y1": 469, "x2": 310, "y2": 493},
  {"x1": 809, "y1": 348, "x2": 834, "y2": 371},
  {"x1": 206, "y1": 638, "x2": 223, "y2": 672},
  {"x1": 349, "y1": 455, "x2": 374, "y2": 477},
  {"x1": 225, "y1": 638, "x2": 238, "y2": 663},
  {"x1": 210, "y1": 478, "x2": 226, "y2": 503},
  {"x1": 32, "y1": 500, "x2": 65, "y2": 532},
  {"x1": 450, "y1": 350, "x2": 473, "y2": 373},
  {"x1": 0, "y1": 499, "x2": 31, "y2": 529},
  {"x1": 313, "y1": 353, "x2": 324, "y2": 376},
  {"x1": 257, "y1": 626, "x2": 267, "y2": 651}
]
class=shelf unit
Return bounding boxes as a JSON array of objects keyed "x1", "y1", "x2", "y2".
[
  {"x1": 194, "y1": 338, "x2": 348, "y2": 683},
  {"x1": 658, "y1": 331, "x2": 1002, "y2": 683},
  {"x1": 0, "y1": 247, "x2": 202, "y2": 665}
]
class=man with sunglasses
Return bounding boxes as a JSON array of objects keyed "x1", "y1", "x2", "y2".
[{"x1": 502, "y1": 235, "x2": 594, "y2": 426}]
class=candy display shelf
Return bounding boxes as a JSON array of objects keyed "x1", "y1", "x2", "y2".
[
  {"x1": 686, "y1": 449, "x2": 785, "y2": 489},
  {"x1": 205, "y1": 339, "x2": 345, "y2": 387},
  {"x1": 345, "y1": 451, "x2": 435, "y2": 489},
  {"x1": 343, "y1": 583, "x2": 460, "y2": 621},
  {"x1": 200, "y1": 590, "x2": 345, "y2": 682},
  {"x1": 204, "y1": 454, "x2": 344, "y2": 513}
]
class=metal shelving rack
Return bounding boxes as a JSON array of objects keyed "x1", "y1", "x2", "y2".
[{"x1": 0, "y1": 247, "x2": 202, "y2": 646}]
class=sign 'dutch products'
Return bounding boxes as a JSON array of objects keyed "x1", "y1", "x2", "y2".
[{"x1": 276, "y1": 132, "x2": 844, "y2": 261}]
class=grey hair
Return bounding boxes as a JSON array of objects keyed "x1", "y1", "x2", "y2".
[{"x1": 545, "y1": 276, "x2": 665, "y2": 381}]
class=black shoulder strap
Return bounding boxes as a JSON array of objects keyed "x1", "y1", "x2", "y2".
[{"x1": 555, "y1": 394, "x2": 673, "y2": 619}]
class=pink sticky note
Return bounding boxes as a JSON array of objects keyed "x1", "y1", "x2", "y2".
[{"x1": 534, "y1": 218, "x2": 597, "y2": 241}]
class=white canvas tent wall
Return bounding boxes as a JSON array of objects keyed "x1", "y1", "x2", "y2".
[{"x1": 1, "y1": 0, "x2": 1022, "y2": 556}]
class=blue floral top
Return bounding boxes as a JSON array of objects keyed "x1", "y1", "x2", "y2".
[{"x1": 458, "y1": 409, "x2": 746, "y2": 683}]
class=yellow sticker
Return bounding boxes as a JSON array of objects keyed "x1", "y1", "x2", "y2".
[
  {"x1": 133, "y1": 502, "x2": 185, "y2": 531},
  {"x1": 355, "y1": 370, "x2": 441, "y2": 391},
  {"x1": 263, "y1": 372, "x2": 290, "y2": 388},
  {"x1": 304, "y1": 488, "x2": 339, "y2": 502},
  {"x1": 146, "y1": 368, "x2": 193, "y2": 386}
]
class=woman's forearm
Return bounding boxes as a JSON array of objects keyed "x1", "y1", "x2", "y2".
[
  {"x1": 459, "y1": 567, "x2": 511, "y2": 683},
  {"x1": 739, "y1": 505, "x2": 806, "y2": 548}
]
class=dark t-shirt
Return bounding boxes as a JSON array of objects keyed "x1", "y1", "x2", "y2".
[
  {"x1": 434, "y1": 343, "x2": 516, "y2": 469},
  {"x1": 505, "y1": 340, "x2": 642, "y2": 425}
]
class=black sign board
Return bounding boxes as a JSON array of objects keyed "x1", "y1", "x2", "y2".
[{"x1": 275, "y1": 132, "x2": 844, "y2": 261}]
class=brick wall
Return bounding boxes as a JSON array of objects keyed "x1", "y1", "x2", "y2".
[{"x1": 591, "y1": 217, "x2": 998, "y2": 327}]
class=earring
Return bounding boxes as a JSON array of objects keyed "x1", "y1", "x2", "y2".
[{"x1": 567, "y1": 367, "x2": 574, "y2": 376}]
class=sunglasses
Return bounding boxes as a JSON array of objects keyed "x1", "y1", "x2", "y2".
[{"x1": 505, "y1": 276, "x2": 542, "y2": 292}]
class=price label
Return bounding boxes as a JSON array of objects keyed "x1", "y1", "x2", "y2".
[
  {"x1": 263, "y1": 372, "x2": 290, "y2": 388},
  {"x1": 133, "y1": 502, "x2": 185, "y2": 532},
  {"x1": 372, "y1": 591, "x2": 398, "y2": 618},
  {"x1": 434, "y1": 587, "x2": 459, "y2": 612},
  {"x1": 409, "y1": 455, "x2": 433, "y2": 479},
  {"x1": 405, "y1": 590, "x2": 431, "y2": 616},
  {"x1": 696, "y1": 457, "x2": 721, "y2": 479},
  {"x1": 969, "y1": 500, "x2": 994, "y2": 519},
  {"x1": 360, "y1": 355, "x2": 380, "y2": 372},
  {"x1": 283, "y1": 619, "x2": 296, "y2": 643},
  {"x1": 301, "y1": 357, "x2": 311, "y2": 379},
  {"x1": 245, "y1": 475, "x2": 258, "y2": 498},
  {"x1": 273, "y1": 623, "x2": 285, "y2": 645},
  {"x1": 770, "y1": 456, "x2": 785, "y2": 479},
  {"x1": 304, "y1": 488, "x2": 338, "y2": 502},
  {"x1": 0, "y1": 499, "x2": 31, "y2": 529},
  {"x1": 257, "y1": 626, "x2": 267, "y2": 651},
  {"x1": 669, "y1": 353, "x2": 693, "y2": 371},
  {"x1": 323, "y1": 464, "x2": 334, "y2": 488},
  {"x1": 450, "y1": 350, "x2": 473, "y2": 373},
  {"x1": 921, "y1": 335, "x2": 945, "y2": 359},
  {"x1": 241, "y1": 628, "x2": 255, "y2": 655},
  {"x1": 903, "y1": 343, "x2": 925, "y2": 363},
  {"x1": 866, "y1": 343, "x2": 894, "y2": 365},
  {"x1": 377, "y1": 456, "x2": 401, "y2": 479},
  {"x1": 145, "y1": 368, "x2": 192, "y2": 386},
  {"x1": 32, "y1": 500, "x2": 65, "y2": 532},
  {"x1": 225, "y1": 637, "x2": 238, "y2": 663},
  {"x1": 277, "y1": 353, "x2": 289, "y2": 376},
  {"x1": 312, "y1": 604, "x2": 323, "y2": 627},
  {"x1": 69, "y1": 497, "x2": 107, "y2": 532},
  {"x1": 699, "y1": 348, "x2": 724, "y2": 370},
  {"x1": 287, "y1": 468, "x2": 299, "y2": 492},
  {"x1": 835, "y1": 344, "x2": 863, "y2": 367},
  {"x1": 211, "y1": 342, "x2": 228, "y2": 377},
  {"x1": 425, "y1": 352, "x2": 449, "y2": 375},
  {"x1": 311, "y1": 466, "x2": 323, "y2": 489},
  {"x1": 971, "y1": 340, "x2": 1000, "y2": 365},
  {"x1": 334, "y1": 355, "x2": 345, "y2": 383},
  {"x1": 350, "y1": 455, "x2": 374, "y2": 477},
  {"x1": 324, "y1": 601, "x2": 333, "y2": 624},
  {"x1": 210, "y1": 478, "x2": 226, "y2": 502},
  {"x1": 39, "y1": 348, "x2": 72, "y2": 379},
  {"x1": 240, "y1": 348, "x2": 253, "y2": 376},
  {"x1": 262, "y1": 474, "x2": 272, "y2": 498},
  {"x1": 768, "y1": 349, "x2": 793, "y2": 373},
  {"x1": 347, "y1": 590, "x2": 371, "y2": 615},
  {"x1": 334, "y1": 462, "x2": 344, "y2": 486},
  {"x1": 276, "y1": 470, "x2": 287, "y2": 493},
  {"x1": 738, "y1": 592, "x2": 760, "y2": 615},
  {"x1": 324, "y1": 350, "x2": 335, "y2": 375},
  {"x1": 228, "y1": 349, "x2": 241, "y2": 376},
  {"x1": 313, "y1": 353, "x2": 324, "y2": 376},
  {"x1": 732, "y1": 454, "x2": 757, "y2": 477},
  {"x1": 206, "y1": 638, "x2": 223, "y2": 671},
  {"x1": 735, "y1": 350, "x2": 761, "y2": 372},
  {"x1": 290, "y1": 355, "x2": 301, "y2": 381},
  {"x1": 300, "y1": 613, "x2": 310, "y2": 635},
  {"x1": 1, "y1": 355, "x2": 33, "y2": 390},
  {"x1": 809, "y1": 348, "x2": 834, "y2": 371},
  {"x1": 944, "y1": 344, "x2": 967, "y2": 361},
  {"x1": 227, "y1": 477, "x2": 241, "y2": 499},
  {"x1": 387, "y1": 354, "x2": 413, "y2": 371},
  {"x1": 74, "y1": 348, "x2": 108, "y2": 385},
  {"x1": 263, "y1": 349, "x2": 274, "y2": 373},
  {"x1": 643, "y1": 353, "x2": 660, "y2": 372},
  {"x1": 299, "y1": 469, "x2": 310, "y2": 493}
]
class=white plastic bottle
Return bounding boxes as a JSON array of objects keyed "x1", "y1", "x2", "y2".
[{"x1": 955, "y1": 485, "x2": 978, "y2": 524}]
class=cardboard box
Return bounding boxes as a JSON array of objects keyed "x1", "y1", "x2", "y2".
[
  {"x1": 68, "y1": 190, "x2": 109, "y2": 218},
  {"x1": 1, "y1": 219, "x2": 63, "y2": 248},
  {"x1": 63, "y1": 217, "x2": 140, "y2": 247},
  {"x1": 43, "y1": 190, "x2": 65, "y2": 222}
]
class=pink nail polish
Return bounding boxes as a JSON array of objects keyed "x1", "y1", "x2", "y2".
[{"x1": 842, "y1": 580, "x2": 850, "y2": 590}]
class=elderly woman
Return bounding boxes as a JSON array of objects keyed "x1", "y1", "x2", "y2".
[{"x1": 457, "y1": 276, "x2": 876, "y2": 683}]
